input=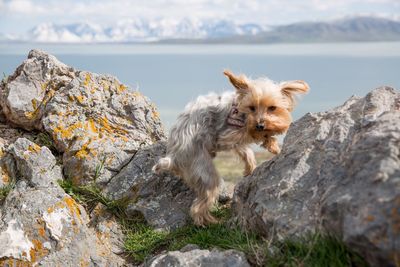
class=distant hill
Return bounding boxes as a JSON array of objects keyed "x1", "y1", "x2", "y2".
[
  {"x1": 235, "y1": 16, "x2": 400, "y2": 43},
  {"x1": 1, "y1": 16, "x2": 400, "y2": 43}
]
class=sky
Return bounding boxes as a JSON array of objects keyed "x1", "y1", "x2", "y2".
[{"x1": 0, "y1": 0, "x2": 399, "y2": 35}]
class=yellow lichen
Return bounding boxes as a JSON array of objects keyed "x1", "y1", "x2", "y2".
[
  {"x1": 75, "y1": 95, "x2": 85, "y2": 104},
  {"x1": 83, "y1": 73, "x2": 91, "y2": 87},
  {"x1": 75, "y1": 140, "x2": 97, "y2": 159},
  {"x1": 53, "y1": 121, "x2": 84, "y2": 139},
  {"x1": 27, "y1": 144, "x2": 41, "y2": 153},
  {"x1": 31, "y1": 99, "x2": 38, "y2": 110}
]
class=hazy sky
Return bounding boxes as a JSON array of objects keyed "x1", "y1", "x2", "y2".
[{"x1": 1, "y1": 0, "x2": 399, "y2": 34}]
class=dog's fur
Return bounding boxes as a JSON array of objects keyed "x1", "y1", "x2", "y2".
[{"x1": 153, "y1": 70, "x2": 309, "y2": 225}]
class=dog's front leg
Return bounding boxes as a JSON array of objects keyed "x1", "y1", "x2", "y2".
[
  {"x1": 235, "y1": 146, "x2": 256, "y2": 176},
  {"x1": 262, "y1": 136, "x2": 281, "y2": 155}
]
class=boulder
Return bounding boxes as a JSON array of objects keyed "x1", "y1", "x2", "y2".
[
  {"x1": 0, "y1": 138, "x2": 126, "y2": 266},
  {"x1": 146, "y1": 247, "x2": 250, "y2": 267},
  {"x1": 103, "y1": 142, "x2": 195, "y2": 230},
  {"x1": 232, "y1": 87, "x2": 400, "y2": 266},
  {"x1": 0, "y1": 50, "x2": 165, "y2": 185},
  {"x1": 0, "y1": 50, "x2": 74, "y2": 130}
]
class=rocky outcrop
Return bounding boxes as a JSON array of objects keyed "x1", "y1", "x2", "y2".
[
  {"x1": 0, "y1": 138, "x2": 125, "y2": 266},
  {"x1": 0, "y1": 50, "x2": 169, "y2": 266},
  {"x1": 104, "y1": 142, "x2": 195, "y2": 230},
  {"x1": 146, "y1": 246, "x2": 250, "y2": 267},
  {"x1": 232, "y1": 87, "x2": 400, "y2": 266},
  {"x1": 1, "y1": 50, "x2": 165, "y2": 185}
]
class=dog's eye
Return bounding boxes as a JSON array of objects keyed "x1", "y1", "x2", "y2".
[
  {"x1": 268, "y1": 106, "x2": 277, "y2": 112},
  {"x1": 248, "y1": 106, "x2": 256, "y2": 112}
]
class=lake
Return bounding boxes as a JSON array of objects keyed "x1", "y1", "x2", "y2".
[{"x1": 1, "y1": 42, "x2": 399, "y2": 129}]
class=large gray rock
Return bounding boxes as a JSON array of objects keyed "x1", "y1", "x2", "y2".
[
  {"x1": 146, "y1": 248, "x2": 250, "y2": 267},
  {"x1": 104, "y1": 142, "x2": 196, "y2": 230},
  {"x1": 0, "y1": 50, "x2": 165, "y2": 185},
  {"x1": 0, "y1": 50, "x2": 74, "y2": 130},
  {"x1": 0, "y1": 138, "x2": 126, "y2": 266},
  {"x1": 232, "y1": 87, "x2": 400, "y2": 266}
]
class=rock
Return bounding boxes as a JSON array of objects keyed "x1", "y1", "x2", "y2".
[
  {"x1": 0, "y1": 50, "x2": 165, "y2": 185},
  {"x1": 232, "y1": 87, "x2": 400, "y2": 266},
  {"x1": 146, "y1": 248, "x2": 250, "y2": 267},
  {"x1": 104, "y1": 142, "x2": 195, "y2": 230},
  {"x1": 10, "y1": 138, "x2": 62, "y2": 188},
  {"x1": 0, "y1": 50, "x2": 74, "y2": 130},
  {"x1": 0, "y1": 137, "x2": 126, "y2": 266},
  {"x1": 0, "y1": 123, "x2": 38, "y2": 187}
]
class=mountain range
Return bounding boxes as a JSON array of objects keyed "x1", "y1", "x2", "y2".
[{"x1": 3, "y1": 16, "x2": 400, "y2": 43}]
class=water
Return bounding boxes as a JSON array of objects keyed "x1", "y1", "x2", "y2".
[{"x1": 1, "y1": 42, "x2": 399, "y2": 129}]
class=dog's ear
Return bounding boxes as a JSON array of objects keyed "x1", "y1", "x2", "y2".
[
  {"x1": 280, "y1": 80, "x2": 309, "y2": 111},
  {"x1": 223, "y1": 70, "x2": 249, "y2": 94}
]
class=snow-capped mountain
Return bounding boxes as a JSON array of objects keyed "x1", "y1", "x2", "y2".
[
  {"x1": 2, "y1": 16, "x2": 400, "y2": 43},
  {"x1": 24, "y1": 18, "x2": 267, "y2": 43}
]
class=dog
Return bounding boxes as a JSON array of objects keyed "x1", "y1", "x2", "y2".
[{"x1": 153, "y1": 70, "x2": 309, "y2": 226}]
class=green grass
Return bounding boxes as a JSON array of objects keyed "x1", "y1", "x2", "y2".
[
  {"x1": 0, "y1": 182, "x2": 14, "y2": 203},
  {"x1": 123, "y1": 205, "x2": 367, "y2": 267},
  {"x1": 57, "y1": 179, "x2": 367, "y2": 267},
  {"x1": 57, "y1": 179, "x2": 128, "y2": 216}
]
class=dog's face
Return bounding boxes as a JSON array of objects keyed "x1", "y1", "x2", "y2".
[{"x1": 224, "y1": 70, "x2": 309, "y2": 138}]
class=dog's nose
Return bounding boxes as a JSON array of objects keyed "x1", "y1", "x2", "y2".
[{"x1": 255, "y1": 124, "x2": 264, "y2": 131}]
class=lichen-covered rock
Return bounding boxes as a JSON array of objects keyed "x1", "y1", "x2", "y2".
[
  {"x1": 0, "y1": 50, "x2": 74, "y2": 130},
  {"x1": 146, "y1": 248, "x2": 250, "y2": 267},
  {"x1": 232, "y1": 87, "x2": 400, "y2": 266},
  {"x1": 0, "y1": 123, "x2": 38, "y2": 187},
  {"x1": 0, "y1": 138, "x2": 126, "y2": 266},
  {"x1": 0, "y1": 50, "x2": 165, "y2": 185},
  {"x1": 104, "y1": 142, "x2": 195, "y2": 230},
  {"x1": 10, "y1": 138, "x2": 62, "y2": 188}
]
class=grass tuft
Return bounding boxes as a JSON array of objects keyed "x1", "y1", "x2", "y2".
[
  {"x1": 0, "y1": 182, "x2": 15, "y2": 203},
  {"x1": 57, "y1": 179, "x2": 128, "y2": 216}
]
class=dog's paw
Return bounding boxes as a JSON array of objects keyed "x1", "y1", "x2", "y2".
[
  {"x1": 262, "y1": 137, "x2": 281, "y2": 155},
  {"x1": 268, "y1": 142, "x2": 281, "y2": 154}
]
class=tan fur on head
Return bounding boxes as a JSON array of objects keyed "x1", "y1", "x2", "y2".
[
  {"x1": 223, "y1": 70, "x2": 250, "y2": 97},
  {"x1": 153, "y1": 70, "x2": 309, "y2": 226},
  {"x1": 280, "y1": 80, "x2": 309, "y2": 111}
]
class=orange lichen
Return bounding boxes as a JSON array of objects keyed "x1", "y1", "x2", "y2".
[
  {"x1": 117, "y1": 84, "x2": 127, "y2": 93},
  {"x1": 0, "y1": 258, "x2": 32, "y2": 267},
  {"x1": 53, "y1": 121, "x2": 84, "y2": 139},
  {"x1": 27, "y1": 144, "x2": 41, "y2": 153},
  {"x1": 64, "y1": 196, "x2": 82, "y2": 223},
  {"x1": 75, "y1": 140, "x2": 97, "y2": 159},
  {"x1": 98, "y1": 116, "x2": 128, "y2": 137},
  {"x1": 1, "y1": 164, "x2": 10, "y2": 184},
  {"x1": 29, "y1": 239, "x2": 48, "y2": 263},
  {"x1": 87, "y1": 118, "x2": 98, "y2": 134},
  {"x1": 365, "y1": 215, "x2": 375, "y2": 222}
]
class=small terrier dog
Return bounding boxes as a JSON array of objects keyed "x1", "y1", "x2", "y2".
[{"x1": 153, "y1": 70, "x2": 309, "y2": 225}]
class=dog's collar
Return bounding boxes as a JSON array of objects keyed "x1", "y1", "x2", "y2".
[{"x1": 226, "y1": 103, "x2": 246, "y2": 128}]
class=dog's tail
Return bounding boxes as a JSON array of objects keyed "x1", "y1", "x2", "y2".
[{"x1": 152, "y1": 156, "x2": 172, "y2": 174}]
